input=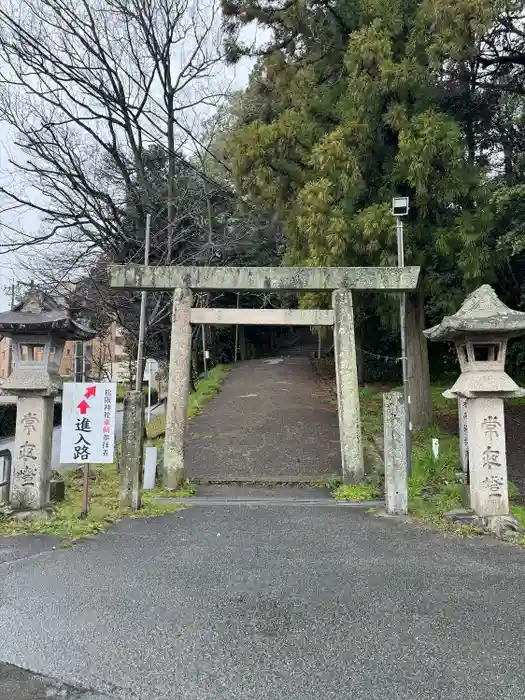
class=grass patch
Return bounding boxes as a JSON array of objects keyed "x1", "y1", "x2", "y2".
[
  {"x1": 510, "y1": 505, "x2": 525, "y2": 528},
  {"x1": 0, "y1": 366, "x2": 226, "y2": 541},
  {"x1": 358, "y1": 384, "x2": 525, "y2": 540},
  {"x1": 359, "y1": 385, "x2": 465, "y2": 526},
  {"x1": 359, "y1": 386, "x2": 385, "y2": 438},
  {"x1": 358, "y1": 384, "x2": 455, "y2": 442},
  {"x1": 150, "y1": 479, "x2": 197, "y2": 499},
  {"x1": 0, "y1": 465, "x2": 186, "y2": 542},
  {"x1": 146, "y1": 365, "x2": 230, "y2": 440},
  {"x1": 333, "y1": 483, "x2": 381, "y2": 501},
  {"x1": 408, "y1": 428, "x2": 464, "y2": 520}
]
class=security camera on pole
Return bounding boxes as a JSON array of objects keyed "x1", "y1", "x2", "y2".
[{"x1": 392, "y1": 196, "x2": 412, "y2": 474}]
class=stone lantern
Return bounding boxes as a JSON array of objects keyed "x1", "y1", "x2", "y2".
[
  {"x1": 0, "y1": 290, "x2": 95, "y2": 516},
  {"x1": 424, "y1": 285, "x2": 525, "y2": 529}
]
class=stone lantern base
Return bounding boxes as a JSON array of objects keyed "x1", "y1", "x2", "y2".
[
  {"x1": 10, "y1": 395, "x2": 54, "y2": 512},
  {"x1": 444, "y1": 509, "x2": 521, "y2": 538}
]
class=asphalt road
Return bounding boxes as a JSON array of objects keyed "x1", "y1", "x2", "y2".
[{"x1": 2, "y1": 502, "x2": 525, "y2": 699}]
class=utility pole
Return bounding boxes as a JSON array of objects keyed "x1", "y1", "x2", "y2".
[
  {"x1": 135, "y1": 213, "x2": 151, "y2": 391},
  {"x1": 201, "y1": 325, "x2": 208, "y2": 377},
  {"x1": 74, "y1": 341, "x2": 85, "y2": 382},
  {"x1": 234, "y1": 292, "x2": 240, "y2": 361},
  {"x1": 7, "y1": 282, "x2": 15, "y2": 376},
  {"x1": 202, "y1": 179, "x2": 213, "y2": 376},
  {"x1": 392, "y1": 197, "x2": 412, "y2": 474}
]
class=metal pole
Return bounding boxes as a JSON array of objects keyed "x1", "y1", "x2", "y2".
[
  {"x1": 147, "y1": 359, "x2": 152, "y2": 423},
  {"x1": 396, "y1": 216, "x2": 412, "y2": 475},
  {"x1": 80, "y1": 464, "x2": 90, "y2": 519},
  {"x1": 234, "y1": 292, "x2": 239, "y2": 361},
  {"x1": 202, "y1": 324, "x2": 208, "y2": 377},
  {"x1": 135, "y1": 213, "x2": 151, "y2": 392}
]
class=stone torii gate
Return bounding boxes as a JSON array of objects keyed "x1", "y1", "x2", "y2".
[{"x1": 110, "y1": 265, "x2": 420, "y2": 488}]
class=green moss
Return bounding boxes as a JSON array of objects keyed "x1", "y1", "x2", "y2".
[
  {"x1": 333, "y1": 483, "x2": 381, "y2": 501},
  {"x1": 146, "y1": 417, "x2": 167, "y2": 440},
  {"x1": 359, "y1": 385, "x2": 465, "y2": 525},
  {"x1": 149, "y1": 479, "x2": 197, "y2": 499}
]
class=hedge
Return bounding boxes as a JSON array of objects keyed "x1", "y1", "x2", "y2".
[{"x1": 0, "y1": 403, "x2": 63, "y2": 439}]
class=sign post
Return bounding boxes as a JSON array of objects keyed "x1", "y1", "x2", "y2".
[
  {"x1": 60, "y1": 383, "x2": 117, "y2": 517},
  {"x1": 81, "y1": 464, "x2": 90, "y2": 519},
  {"x1": 144, "y1": 359, "x2": 159, "y2": 424}
]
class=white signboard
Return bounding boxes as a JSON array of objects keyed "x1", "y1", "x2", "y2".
[
  {"x1": 144, "y1": 358, "x2": 159, "y2": 380},
  {"x1": 60, "y1": 383, "x2": 117, "y2": 464}
]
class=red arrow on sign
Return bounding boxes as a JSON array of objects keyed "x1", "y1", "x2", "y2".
[
  {"x1": 85, "y1": 386, "x2": 96, "y2": 399},
  {"x1": 77, "y1": 400, "x2": 90, "y2": 415}
]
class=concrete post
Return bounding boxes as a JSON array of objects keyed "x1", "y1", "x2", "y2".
[
  {"x1": 383, "y1": 391, "x2": 408, "y2": 515},
  {"x1": 164, "y1": 287, "x2": 192, "y2": 489},
  {"x1": 332, "y1": 289, "x2": 364, "y2": 482},
  {"x1": 120, "y1": 390, "x2": 144, "y2": 509},
  {"x1": 10, "y1": 395, "x2": 54, "y2": 511},
  {"x1": 143, "y1": 446, "x2": 157, "y2": 490}
]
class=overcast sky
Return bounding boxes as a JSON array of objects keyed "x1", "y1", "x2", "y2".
[{"x1": 0, "y1": 15, "x2": 262, "y2": 311}]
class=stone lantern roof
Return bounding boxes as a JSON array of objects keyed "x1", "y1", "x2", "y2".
[
  {"x1": 424, "y1": 285, "x2": 525, "y2": 398},
  {"x1": 424, "y1": 285, "x2": 525, "y2": 342},
  {"x1": 0, "y1": 290, "x2": 96, "y2": 340}
]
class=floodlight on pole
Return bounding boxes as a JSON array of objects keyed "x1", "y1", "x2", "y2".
[
  {"x1": 392, "y1": 197, "x2": 409, "y2": 217},
  {"x1": 392, "y1": 196, "x2": 412, "y2": 475}
]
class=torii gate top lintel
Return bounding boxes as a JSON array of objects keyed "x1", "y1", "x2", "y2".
[{"x1": 109, "y1": 264, "x2": 420, "y2": 292}]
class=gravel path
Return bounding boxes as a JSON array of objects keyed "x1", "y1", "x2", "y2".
[{"x1": 185, "y1": 357, "x2": 341, "y2": 482}]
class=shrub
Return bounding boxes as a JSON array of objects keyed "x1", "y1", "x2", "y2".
[{"x1": 0, "y1": 402, "x2": 62, "y2": 438}]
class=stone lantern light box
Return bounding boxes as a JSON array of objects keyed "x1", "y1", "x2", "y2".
[
  {"x1": 424, "y1": 285, "x2": 525, "y2": 525},
  {"x1": 0, "y1": 290, "x2": 96, "y2": 514},
  {"x1": 0, "y1": 291, "x2": 95, "y2": 396}
]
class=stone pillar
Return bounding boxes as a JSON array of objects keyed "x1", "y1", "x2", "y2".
[
  {"x1": 383, "y1": 391, "x2": 408, "y2": 515},
  {"x1": 120, "y1": 390, "x2": 144, "y2": 509},
  {"x1": 332, "y1": 289, "x2": 364, "y2": 482},
  {"x1": 164, "y1": 287, "x2": 192, "y2": 489},
  {"x1": 466, "y1": 397, "x2": 508, "y2": 517},
  {"x1": 11, "y1": 395, "x2": 54, "y2": 511}
]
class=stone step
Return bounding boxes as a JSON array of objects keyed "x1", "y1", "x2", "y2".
[
  {"x1": 153, "y1": 484, "x2": 384, "y2": 507},
  {"x1": 190, "y1": 475, "x2": 332, "y2": 486},
  {"x1": 153, "y1": 496, "x2": 383, "y2": 507}
]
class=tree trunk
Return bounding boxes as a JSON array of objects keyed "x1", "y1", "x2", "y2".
[
  {"x1": 238, "y1": 326, "x2": 247, "y2": 361},
  {"x1": 406, "y1": 290, "x2": 432, "y2": 429}
]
